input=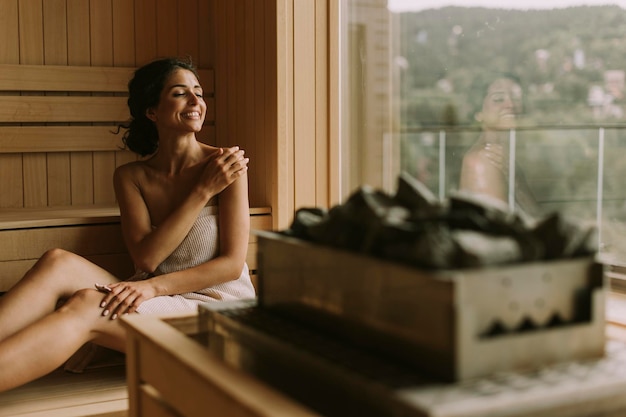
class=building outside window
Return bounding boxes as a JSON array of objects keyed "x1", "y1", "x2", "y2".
[{"x1": 341, "y1": 0, "x2": 626, "y2": 264}]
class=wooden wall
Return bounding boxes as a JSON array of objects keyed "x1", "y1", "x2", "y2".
[
  {"x1": 213, "y1": 0, "x2": 276, "y2": 211},
  {"x1": 0, "y1": 0, "x2": 335, "y2": 228},
  {"x1": 212, "y1": 0, "x2": 333, "y2": 229},
  {"x1": 0, "y1": 0, "x2": 217, "y2": 210}
]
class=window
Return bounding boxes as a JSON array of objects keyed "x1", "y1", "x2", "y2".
[{"x1": 341, "y1": 0, "x2": 626, "y2": 263}]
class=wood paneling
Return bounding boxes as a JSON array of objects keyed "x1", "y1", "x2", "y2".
[
  {"x1": 0, "y1": 63, "x2": 215, "y2": 209},
  {"x1": 0, "y1": 127, "x2": 126, "y2": 153},
  {"x1": 0, "y1": 0, "x2": 19, "y2": 63},
  {"x1": 0, "y1": 0, "x2": 286, "y2": 218},
  {"x1": 0, "y1": 64, "x2": 134, "y2": 91},
  {"x1": 294, "y1": 0, "x2": 318, "y2": 209},
  {"x1": 0, "y1": 1, "x2": 222, "y2": 210},
  {"x1": 215, "y1": 0, "x2": 280, "y2": 218},
  {"x1": 212, "y1": 0, "x2": 331, "y2": 228},
  {"x1": 0, "y1": 96, "x2": 129, "y2": 122}
]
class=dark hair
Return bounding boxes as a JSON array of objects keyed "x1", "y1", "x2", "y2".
[
  {"x1": 467, "y1": 71, "x2": 525, "y2": 123},
  {"x1": 120, "y1": 57, "x2": 200, "y2": 156}
]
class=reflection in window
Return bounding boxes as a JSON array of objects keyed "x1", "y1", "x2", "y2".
[{"x1": 342, "y1": 0, "x2": 626, "y2": 262}]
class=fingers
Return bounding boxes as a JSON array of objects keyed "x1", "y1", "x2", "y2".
[
  {"x1": 99, "y1": 284, "x2": 143, "y2": 320},
  {"x1": 216, "y1": 146, "x2": 249, "y2": 179},
  {"x1": 196, "y1": 146, "x2": 249, "y2": 200}
]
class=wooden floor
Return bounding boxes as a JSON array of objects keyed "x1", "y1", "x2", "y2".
[{"x1": 0, "y1": 365, "x2": 127, "y2": 417}]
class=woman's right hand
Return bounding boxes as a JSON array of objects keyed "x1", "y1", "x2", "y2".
[{"x1": 196, "y1": 146, "x2": 249, "y2": 199}]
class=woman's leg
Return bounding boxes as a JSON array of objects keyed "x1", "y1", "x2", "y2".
[
  {"x1": 0, "y1": 288, "x2": 127, "y2": 392},
  {"x1": 0, "y1": 248, "x2": 120, "y2": 342}
]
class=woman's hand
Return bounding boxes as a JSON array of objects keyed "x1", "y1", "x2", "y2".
[
  {"x1": 97, "y1": 280, "x2": 157, "y2": 319},
  {"x1": 196, "y1": 146, "x2": 249, "y2": 199}
]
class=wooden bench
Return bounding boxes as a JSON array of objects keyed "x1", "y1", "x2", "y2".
[{"x1": 0, "y1": 63, "x2": 271, "y2": 293}]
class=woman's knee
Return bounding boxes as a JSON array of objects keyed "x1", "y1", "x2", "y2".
[
  {"x1": 57, "y1": 288, "x2": 101, "y2": 315},
  {"x1": 36, "y1": 248, "x2": 79, "y2": 269},
  {"x1": 29, "y1": 248, "x2": 89, "y2": 285}
]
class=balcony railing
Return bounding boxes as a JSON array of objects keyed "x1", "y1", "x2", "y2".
[{"x1": 394, "y1": 124, "x2": 626, "y2": 264}]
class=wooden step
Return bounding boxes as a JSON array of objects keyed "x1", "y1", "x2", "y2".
[{"x1": 0, "y1": 366, "x2": 127, "y2": 417}]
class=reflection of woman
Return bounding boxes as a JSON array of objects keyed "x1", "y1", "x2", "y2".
[{"x1": 459, "y1": 75, "x2": 540, "y2": 216}]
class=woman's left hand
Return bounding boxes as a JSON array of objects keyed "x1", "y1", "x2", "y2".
[{"x1": 98, "y1": 280, "x2": 156, "y2": 319}]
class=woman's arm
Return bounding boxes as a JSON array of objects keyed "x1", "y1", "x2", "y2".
[
  {"x1": 147, "y1": 172, "x2": 250, "y2": 296},
  {"x1": 101, "y1": 172, "x2": 250, "y2": 319},
  {"x1": 114, "y1": 147, "x2": 248, "y2": 273},
  {"x1": 102, "y1": 149, "x2": 249, "y2": 318}
]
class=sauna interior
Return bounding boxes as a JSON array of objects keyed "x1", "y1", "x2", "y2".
[{"x1": 0, "y1": 0, "x2": 332, "y2": 415}]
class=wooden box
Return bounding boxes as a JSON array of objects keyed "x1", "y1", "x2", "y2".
[
  {"x1": 122, "y1": 313, "x2": 320, "y2": 417},
  {"x1": 256, "y1": 232, "x2": 606, "y2": 381}
]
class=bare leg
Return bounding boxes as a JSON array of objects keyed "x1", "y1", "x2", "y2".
[
  {"x1": 0, "y1": 248, "x2": 120, "y2": 342},
  {"x1": 0, "y1": 288, "x2": 127, "y2": 392}
]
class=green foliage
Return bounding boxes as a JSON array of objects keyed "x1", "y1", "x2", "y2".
[{"x1": 395, "y1": 5, "x2": 626, "y2": 128}]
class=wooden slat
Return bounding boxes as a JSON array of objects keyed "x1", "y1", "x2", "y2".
[
  {"x1": 66, "y1": 0, "x2": 90, "y2": 66},
  {"x1": 0, "y1": 96, "x2": 215, "y2": 123},
  {"x1": 94, "y1": 151, "x2": 117, "y2": 204},
  {"x1": 249, "y1": 214, "x2": 272, "y2": 242},
  {"x1": 0, "y1": 223, "x2": 128, "y2": 261},
  {"x1": 177, "y1": 0, "x2": 199, "y2": 62},
  {"x1": 47, "y1": 152, "x2": 72, "y2": 206},
  {"x1": 43, "y1": 0, "x2": 68, "y2": 66},
  {"x1": 0, "y1": 65, "x2": 214, "y2": 94},
  {"x1": 293, "y1": 0, "x2": 317, "y2": 209},
  {"x1": 0, "y1": 154, "x2": 23, "y2": 208},
  {"x1": 19, "y1": 0, "x2": 44, "y2": 65},
  {"x1": 0, "y1": 64, "x2": 133, "y2": 92},
  {"x1": 156, "y1": 0, "x2": 178, "y2": 57},
  {"x1": 42, "y1": 0, "x2": 71, "y2": 206},
  {"x1": 90, "y1": 0, "x2": 114, "y2": 67},
  {"x1": 71, "y1": 152, "x2": 95, "y2": 205},
  {"x1": 0, "y1": 207, "x2": 271, "y2": 230},
  {"x1": 198, "y1": 0, "x2": 214, "y2": 68},
  {"x1": 134, "y1": 0, "x2": 158, "y2": 66},
  {"x1": 0, "y1": 126, "x2": 126, "y2": 153},
  {"x1": 112, "y1": 0, "x2": 136, "y2": 66},
  {"x1": 0, "y1": 96, "x2": 129, "y2": 122},
  {"x1": 23, "y1": 153, "x2": 48, "y2": 207},
  {"x1": 0, "y1": 206, "x2": 121, "y2": 229},
  {"x1": 0, "y1": 0, "x2": 19, "y2": 63}
]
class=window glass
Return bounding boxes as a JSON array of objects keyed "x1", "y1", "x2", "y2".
[{"x1": 342, "y1": 0, "x2": 626, "y2": 263}]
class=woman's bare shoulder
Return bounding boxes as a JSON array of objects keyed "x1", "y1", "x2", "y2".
[
  {"x1": 198, "y1": 143, "x2": 222, "y2": 157},
  {"x1": 113, "y1": 159, "x2": 150, "y2": 183}
]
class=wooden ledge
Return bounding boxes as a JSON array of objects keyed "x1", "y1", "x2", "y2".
[{"x1": 0, "y1": 206, "x2": 272, "y2": 230}]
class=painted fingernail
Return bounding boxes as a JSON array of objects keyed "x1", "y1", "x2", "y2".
[
  {"x1": 112, "y1": 313, "x2": 118, "y2": 320},
  {"x1": 102, "y1": 309, "x2": 109, "y2": 316},
  {"x1": 100, "y1": 301, "x2": 106, "y2": 308}
]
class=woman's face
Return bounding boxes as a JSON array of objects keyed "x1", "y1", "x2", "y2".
[
  {"x1": 147, "y1": 68, "x2": 207, "y2": 135},
  {"x1": 476, "y1": 78, "x2": 523, "y2": 131}
]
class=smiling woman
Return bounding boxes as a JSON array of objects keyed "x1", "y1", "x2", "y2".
[
  {"x1": 0, "y1": 57, "x2": 254, "y2": 393},
  {"x1": 458, "y1": 74, "x2": 541, "y2": 216}
]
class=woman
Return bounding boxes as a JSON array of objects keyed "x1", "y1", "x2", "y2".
[
  {"x1": 459, "y1": 74, "x2": 541, "y2": 217},
  {"x1": 0, "y1": 57, "x2": 252, "y2": 391}
]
